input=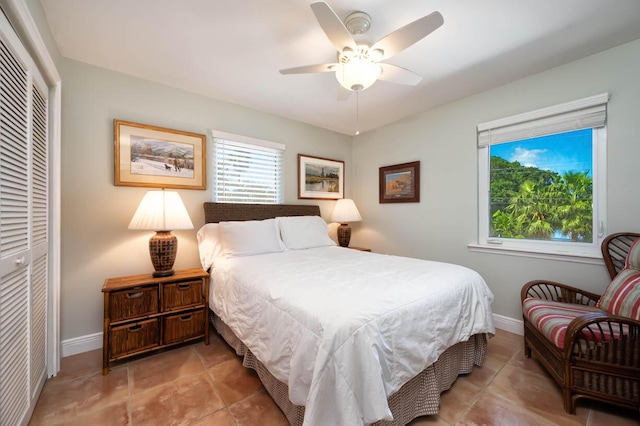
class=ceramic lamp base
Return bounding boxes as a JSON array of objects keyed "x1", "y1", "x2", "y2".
[
  {"x1": 149, "y1": 230, "x2": 177, "y2": 277},
  {"x1": 337, "y1": 223, "x2": 351, "y2": 247}
]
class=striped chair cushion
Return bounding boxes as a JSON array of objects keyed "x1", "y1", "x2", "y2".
[
  {"x1": 523, "y1": 298, "x2": 603, "y2": 349},
  {"x1": 598, "y1": 238, "x2": 640, "y2": 320}
]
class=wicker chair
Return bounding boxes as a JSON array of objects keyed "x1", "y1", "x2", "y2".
[
  {"x1": 521, "y1": 233, "x2": 640, "y2": 414},
  {"x1": 602, "y1": 232, "x2": 640, "y2": 279}
]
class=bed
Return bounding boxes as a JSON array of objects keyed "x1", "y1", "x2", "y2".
[{"x1": 198, "y1": 202, "x2": 495, "y2": 426}]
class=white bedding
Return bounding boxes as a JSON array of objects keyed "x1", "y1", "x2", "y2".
[{"x1": 209, "y1": 246, "x2": 495, "y2": 426}]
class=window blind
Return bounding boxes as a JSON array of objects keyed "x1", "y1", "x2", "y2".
[
  {"x1": 213, "y1": 134, "x2": 284, "y2": 204},
  {"x1": 477, "y1": 93, "x2": 609, "y2": 147}
]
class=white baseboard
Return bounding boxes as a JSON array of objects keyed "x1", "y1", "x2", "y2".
[
  {"x1": 62, "y1": 332, "x2": 102, "y2": 357},
  {"x1": 492, "y1": 313, "x2": 524, "y2": 335},
  {"x1": 61, "y1": 315, "x2": 524, "y2": 358}
]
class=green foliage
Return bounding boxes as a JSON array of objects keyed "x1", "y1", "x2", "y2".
[{"x1": 489, "y1": 156, "x2": 592, "y2": 242}]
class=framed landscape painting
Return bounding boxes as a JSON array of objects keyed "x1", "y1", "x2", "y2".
[
  {"x1": 114, "y1": 119, "x2": 206, "y2": 189},
  {"x1": 379, "y1": 161, "x2": 420, "y2": 203},
  {"x1": 298, "y1": 154, "x2": 344, "y2": 200}
]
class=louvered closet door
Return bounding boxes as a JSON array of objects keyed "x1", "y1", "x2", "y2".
[
  {"x1": 0, "y1": 11, "x2": 49, "y2": 426},
  {"x1": 30, "y1": 82, "x2": 48, "y2": 406}
]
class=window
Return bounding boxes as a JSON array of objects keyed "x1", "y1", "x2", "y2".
[
  {"x1": 473, "y1": 93, "x2": 608, "y2": 261},
  {"x1": 212, "y1": 131, "x2": 285, "y2": 204}
]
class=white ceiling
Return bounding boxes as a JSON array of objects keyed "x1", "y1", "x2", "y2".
[{"x1": 39, "y1": 0, "x2": 640, "y2": 136}]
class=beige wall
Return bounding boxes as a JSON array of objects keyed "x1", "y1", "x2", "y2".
[
  {"x1": 351, "y1": 38, "x2": 640, "y2": 321},
  {"x1": 59, "y1": 59, "x2": 351, "y2": 340}
]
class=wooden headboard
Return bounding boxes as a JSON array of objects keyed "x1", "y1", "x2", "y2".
[{"x1": 204, "y1": 202, "x2": 321, "y2": 223}]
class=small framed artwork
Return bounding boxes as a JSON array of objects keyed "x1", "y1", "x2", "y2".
[
  {"x1": 114, "y1": 119, "x2": 206, "y2": 189},
  {"x1": 298, "y1": 154, "x2": 344, "y2": 200},
  {"x1": 379, "y1": 161, "x2": 420, "y2": 203}
]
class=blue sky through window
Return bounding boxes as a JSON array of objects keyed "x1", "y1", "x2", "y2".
[{"x1": 490, "y1": 128, "x2": 592, "y2": 177}]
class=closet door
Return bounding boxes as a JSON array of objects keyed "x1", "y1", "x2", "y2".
[
  {"x1": 0, "y1": 11, "x2": 49, "y2": 426},
  {"x1": 30, "y1": 80, "x2": 49, "y2": 408}
]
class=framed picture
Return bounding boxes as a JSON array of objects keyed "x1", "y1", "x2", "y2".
[
  {"x1": 298, "y1": 154, "x2": 344, "y2": 200},
  {"x1": 114, "y1": 119, "x2": 206, "y2": 189},
  {"x1": 379, "y1": 161, "x2": 420, "y2": 203}
]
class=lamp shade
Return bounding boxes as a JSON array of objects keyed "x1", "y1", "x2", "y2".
[
  {"x1": 128, "y1": 190, "x2": 193, "y2": 231},
  {"x1": 331, "y1": 198, "x2": 362, "y2": 223},
  {"x1": 335, "y1": 60, "x2": 382, "y2": 91}
]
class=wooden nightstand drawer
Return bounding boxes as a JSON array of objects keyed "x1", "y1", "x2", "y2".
[
  {"x1": 163, "y1": 309, "x2": 205, "y2": 345},
  {"x1": 163, "y1": 280, "x2": 203, "y2": 311},
  {"x1": 110, "y1": 318, "x2": 159, "y2": 358},
  {"x1": 109, "y1": 286, "x2": 158, "y2": 322}
]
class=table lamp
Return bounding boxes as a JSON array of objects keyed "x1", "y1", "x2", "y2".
[
  {"x1": 128, "y1": 189, "x2": 193, "y2": 277},
  {"x1": 331, "y1": 198, "x2": 362, "y2": 247}
]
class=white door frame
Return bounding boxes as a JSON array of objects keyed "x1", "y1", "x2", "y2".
[{"x1": 1, "y1": 0, "x2": 62, "y2": 376}]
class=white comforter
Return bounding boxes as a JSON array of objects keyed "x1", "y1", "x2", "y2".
[{"x1": 210, "y1": 247, "x2": 495, "y2": 426}]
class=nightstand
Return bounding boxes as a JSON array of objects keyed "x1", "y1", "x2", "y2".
[
  {"x1": 348, "y1": 246, "x2": 371, "y2": 252},
  {"x1": 102, "y1": 268, "x2": 209, "y2": 375}
]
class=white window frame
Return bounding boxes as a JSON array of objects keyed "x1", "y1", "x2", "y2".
[
  {"x1": 212, "y1": 130, "x2": 285, "y2": 204},
  {"x1": 470, "y1": 94, "x2": 608, "y2": 264}
]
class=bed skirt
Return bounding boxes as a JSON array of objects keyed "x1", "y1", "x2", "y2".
[{"x1": 210, "y1": 311, "x2": 487, "y2": 426}]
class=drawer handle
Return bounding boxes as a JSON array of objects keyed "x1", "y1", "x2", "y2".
[
  {"x1": 177, "y1": 283, "x2": 191, "y2": 290},
  {"x1": 126, "y1": 291, "x2": 143, "y2": 299},
  {"x1": 180, "y1": 315, "x2": 193, "y2": 321},
  {"x1": 128, "y1": 325, "x2": 142, "y2": 332}
]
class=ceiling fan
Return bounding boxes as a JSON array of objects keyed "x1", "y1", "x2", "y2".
[{"x1": 279, "y1": 1, "x2": 444, "y2": 94}]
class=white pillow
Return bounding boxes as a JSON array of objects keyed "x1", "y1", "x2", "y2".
[
  {"x1": 278, "y1": 216, "x2": 336, "y2": 250},
  {"x1": 219, "y1": 218, "x2": 285, "y2": 257},
  {"x1": 196, "y1": 223, "x2": 223, "y2": 270}
]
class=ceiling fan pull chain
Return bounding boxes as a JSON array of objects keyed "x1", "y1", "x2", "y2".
[{"x1": 356, "y1": 90, "x2": 360, "y2": 136}]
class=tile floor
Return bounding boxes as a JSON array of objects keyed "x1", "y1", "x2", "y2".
[{"x1": 29, "y1": 329, "x2": 639, "y2": 426}]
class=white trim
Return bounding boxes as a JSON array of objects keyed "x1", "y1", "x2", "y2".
[
  {"x1": 1, "y1": 0, "x2": 63, "y2": 377},
  {"x1": 212, "y1": 130, "x2": 286, "y2": 151},
  {"x1": 593, "y1": 127, "x2": 607, "y2": 239},
  {"x1": 48, "y1": 82, "x2": 61, "y2": 375},
  {"x1": 468, "y1": 243, "x2": 605, "y2": 265},
  {"x1": 477, "y1": 92, "x2": 609, "y2": 132},
  {"x1": 492, "y1": 313, "x2": 524, "y2": 336},
  {"x1": 61, "y1": 332, "x2": 103, "y2": 357},
  {"x1": 477, "y1": 93, "x2": 608, "y2": 148}
]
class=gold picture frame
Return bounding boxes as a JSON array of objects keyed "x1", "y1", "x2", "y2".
[
  {"x1": 298, "y1": 154, "x2": 344, "y2": 200},
  {"x1": 114, "y1": 119, "x2": 206, "y2": 189}
]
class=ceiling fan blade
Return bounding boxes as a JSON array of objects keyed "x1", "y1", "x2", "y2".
[
  {"x1": 310, "y1": 1, "x2": 357, "y2": 52},
  {"x1": 279, "y1": 63, "x2": 337, "y2": 74},
  {"x1": 378, "y1": 63, "x2": 423, "y2": 85},
  {"x1": 371, "y1": 11, "x2": 443, "y2": 61}
]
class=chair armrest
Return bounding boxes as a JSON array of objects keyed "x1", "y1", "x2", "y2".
[
  {"x1": 521, "y1": 280, "x2": 601, "y2": 306},
  {"x1": 564, "y1": 312, "x2": 640, "y2": 365}
]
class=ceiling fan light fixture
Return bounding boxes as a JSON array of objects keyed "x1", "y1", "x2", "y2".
[
  {"x1": 279, "y1": 3, "x2": 442, "y2": 95},
  {"x1": 370, "y1": 48, "x2": 384, "y2": 62},
  {"x1": 335, "y1": 60, "x2": 381, "y2": 91}
]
